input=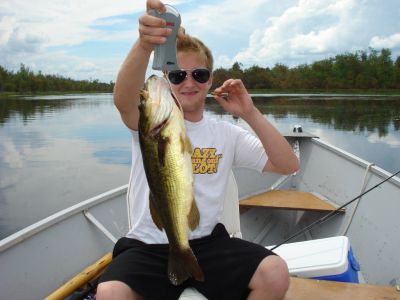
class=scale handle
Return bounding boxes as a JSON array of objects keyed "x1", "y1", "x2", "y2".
[{"x1": 149, "y1": 5, "x2": 181, "y2": 71}]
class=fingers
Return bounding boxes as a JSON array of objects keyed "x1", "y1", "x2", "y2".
[
  {"x1": 139, "y1": 6, "x2": 170, "y2": 46},
  {"x1": 178, "y1": 26, "x2": 186, "y2": 38},
  {"x1": 139, "y1": 16, "x2": 171, "y2": 44},
  {"x1": 146, "y1": 0, "x2": 166, "y2": 14},
  {"x1": 214, "y1": 79, "x2": 244, "y2": 94},
  {"x1": 140, "y1": 0, "x2": 185, "y2": 47},
  {"x1": 211, "y1": 91, "x2": 229, "y2": 99}
]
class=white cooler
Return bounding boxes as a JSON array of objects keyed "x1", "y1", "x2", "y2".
[{"x1": 270, "y1": 236, "x2": 360, "y2": 283}]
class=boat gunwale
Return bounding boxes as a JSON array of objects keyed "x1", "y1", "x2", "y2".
[
  {"x1": 0, "y1": 184, "x2": 128, "y2": 252},
  {"x1": 311, "y1": 138, "x2": 400, "y2": 188},
  {"x1": 2, "y1": 138, "x2": 399, "y2": 252}
]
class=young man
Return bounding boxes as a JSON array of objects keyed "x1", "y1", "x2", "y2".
[{"x1": 96, "y1": 1, "x2": 299, "y2": 299}]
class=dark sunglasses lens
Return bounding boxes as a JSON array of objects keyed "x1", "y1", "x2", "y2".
[
  {"x1": 192, "y1": 69, "x2": 210, "y2": 83},
  {"x1": 168, "y1": 70, "x2": 187, "y2": 84}
]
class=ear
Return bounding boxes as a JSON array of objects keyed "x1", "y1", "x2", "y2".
[{"x1": 207, "y1": 72, "x2": 213, "y2": 90}]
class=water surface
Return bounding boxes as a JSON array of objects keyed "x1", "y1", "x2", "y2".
[{"x1": 0, "y1": 94, "x2": 399, "y2": 239}]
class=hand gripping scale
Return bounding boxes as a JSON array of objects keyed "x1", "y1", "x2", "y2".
[{"x1": 149, "y1": 5, "x2": 181, "y2": 72}]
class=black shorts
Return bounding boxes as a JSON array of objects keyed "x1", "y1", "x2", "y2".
[{"x1": 99, "y1": 223, "x2": 276, "y2": 300}]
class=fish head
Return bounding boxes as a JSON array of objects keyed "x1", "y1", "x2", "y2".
[{"x1": 139, "y1": 75, "x2": 178, "y2": 136}]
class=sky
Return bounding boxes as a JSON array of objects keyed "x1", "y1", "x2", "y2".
[{"x1": 1, "y1": 0, "x2": 399, "y2": 83}]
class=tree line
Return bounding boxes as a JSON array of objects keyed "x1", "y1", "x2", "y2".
[
  {"x1": 1, "y1": 48, "x2": 399, "y2": 93},
  {"x1": 212, "y1": 48, "x2": 400, "y2": 90},
  {"x1": 0, "y1": 64, "x2": 114, "y2": 93}
]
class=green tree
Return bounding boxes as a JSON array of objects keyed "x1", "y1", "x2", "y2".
[
  {"x1": 270, "y1": 63, "x2": 289, "y2": 89},
  {"x1": 229, "y1": 62, "x2": 244, "y2": 80},
  {"x1": 212, "y1": 67, "x2": 231, "y2": 89},
  {"x1": 0, "y1": 64, "x2": 113, "y2": 93},
  {"x1": 243, "y1": 66, "x2": 271, "y2": 89},
  {"x1": 394, "y1": 56, "x2": 400, "y2": 89}
]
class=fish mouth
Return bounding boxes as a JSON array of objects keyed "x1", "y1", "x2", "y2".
[
  {"x1": 140, "y1": 75, "x2": 183, "y2": 135},
  {"x1": 150, "y1": 118, "x2": 169, "y2": 137},
  {"x1": 147, "y1": 75, "x2": 182, "y2": 112}
]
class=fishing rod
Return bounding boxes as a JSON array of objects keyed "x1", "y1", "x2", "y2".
[{"x1": 271, "y1": 169, "x2": 400, "y2": 251}]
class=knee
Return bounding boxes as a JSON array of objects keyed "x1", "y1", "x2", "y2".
[
  {"x1": 96, "y1": 282, "x2": 118, "y2": 300},
  {"x1": 268, "y1": 256, "x2": 290, "y2": 295},
  {"x1": 250, "y1": 256, "x2": 290, "y2": 299},
  {"x1": 96, "y1": 281, "x2": 141, "y2": 300}
]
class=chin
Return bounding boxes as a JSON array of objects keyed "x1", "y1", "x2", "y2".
[{"x1": 182, "y1": 102, "x2": 202, "y2": 113}]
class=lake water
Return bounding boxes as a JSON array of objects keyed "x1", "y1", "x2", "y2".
[{"x1": 1, "y1": 93, "x2": 399, "y2": 239}]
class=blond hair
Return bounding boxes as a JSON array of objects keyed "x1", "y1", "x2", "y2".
[{"x1": 177, "y1": 34, "x2": 214, "y2": 71}]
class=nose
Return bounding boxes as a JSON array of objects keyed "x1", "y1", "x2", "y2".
[{"x1": 182, "y1": 72, "x2": 196, "y2": 85}]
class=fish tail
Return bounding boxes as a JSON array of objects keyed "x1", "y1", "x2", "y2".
[{"x1": 168, "y1": 247, "x2": 205, "y2": 286}]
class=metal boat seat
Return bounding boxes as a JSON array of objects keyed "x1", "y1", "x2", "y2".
[{"x1": 239, "y1": 190, "x2": 344, "y2": 213}]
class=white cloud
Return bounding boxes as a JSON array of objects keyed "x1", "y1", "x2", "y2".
[
  {"x1": 370, "y1": 33, "x2": 400, "y2": 49},
  {"x1": 0, "y1": 0, "x2": 193, "y2": 81},
  {"x1": 0, "y1": 0, "x2": 144, "y2": 80},
  {"x1": 233, "y1": 0, "x2": 400, "y2": 68},
  {"x1": 234, "y1": 0, "x2": 356, "y2": 65},
  {"x1": 182, "y1": 0, "x2": 268, "y2": 36},
  {"x1": 0, "y1": 1, "x2": 142, "y2": 50},
  {"x1": 214, "y1": 55, "x2": 232, "y2": 69},
  {"x1": 0, "y1": 15, "x2": 15, "y2": 46},
  {"x1": 0, "y1": 0, "x2": 399, "y2": 81}
]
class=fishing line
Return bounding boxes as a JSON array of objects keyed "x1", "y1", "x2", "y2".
[{"x1": 271, "y1": 169, "x2": 400, "y2": 251}]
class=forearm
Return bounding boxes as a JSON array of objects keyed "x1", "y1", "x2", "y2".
[
  {"x1": 113, "y1": 40, "x2": 152, "y2": 131},
  {"x1": 243, "y1": 108, "x2": 299, "y2": 174}
]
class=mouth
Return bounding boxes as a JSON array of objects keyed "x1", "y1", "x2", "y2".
[{"x1": 181, "y1": 91, "x2": 198, "y2": 97}]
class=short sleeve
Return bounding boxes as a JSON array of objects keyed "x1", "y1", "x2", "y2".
[{"x1": 232, "y1": 125, "x2": 267, "y2": 173}]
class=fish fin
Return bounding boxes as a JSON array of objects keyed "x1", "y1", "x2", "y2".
[
  {"x1": 157, "y1": 136, "x2": 169, "y2": 167},
  {"x1": 168, "y1": 247, "x2": 205, "y2": 286},
  {"x1": 188, "y1": 199, "x2": 200, "y2": 231},
  {"x1": 149, "y1": 193, "x2": 163, "y2": 231}
]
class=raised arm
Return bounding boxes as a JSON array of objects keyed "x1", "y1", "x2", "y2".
[
  {"x1": 114, "y1": 0, "x2": 173, "y2": 131},
  {"x1": 213, "y1": 79, "x2": 300, "y2": 175}
]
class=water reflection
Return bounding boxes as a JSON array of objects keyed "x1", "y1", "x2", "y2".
[
  {"x1": 206, "y1": 96, "x2": 400, "y2": 136},
  {"x1": 0, "y1": 94, "x2": 111, "y2": 125},
  {"x1": 2, "y1": 95, "x2": 400, "y2": 135},
  {"x1": 205, "y1": 96, "x2": 400, "y2": 176},
  {"x1": 93, "y1": 149, "x2": 131, "y2": 165},
  {"x1": 0, "y1": 94, "x2": 132, "y2": 239},
  {"x1": 0, "y1": 94, "x2": 399, "y2": 239}
]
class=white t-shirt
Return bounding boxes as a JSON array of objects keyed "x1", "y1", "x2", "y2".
[{"x1": 126, "y1": 117, "x2": 267, "y2": 244}]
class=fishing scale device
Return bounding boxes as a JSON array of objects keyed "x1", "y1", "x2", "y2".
[{"x1": 149, "y1": 5, "x2": 181, "y2": 72}]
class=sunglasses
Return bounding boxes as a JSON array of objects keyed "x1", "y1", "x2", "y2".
[{"x1": 167, "y1": 68, "x2": 211, "y2": 85}]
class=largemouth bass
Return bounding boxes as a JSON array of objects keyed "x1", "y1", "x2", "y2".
[{"x1": 138, "y1": 75, "x2": 204, "y2": 285}]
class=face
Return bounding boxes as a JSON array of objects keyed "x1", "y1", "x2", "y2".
[{"x1": 170, "y1": 51, "x2": 213, "y2": 122}]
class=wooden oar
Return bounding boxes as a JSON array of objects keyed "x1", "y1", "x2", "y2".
[{"x1": 45, "y1": 252, "x2": 112, "y2": 300}]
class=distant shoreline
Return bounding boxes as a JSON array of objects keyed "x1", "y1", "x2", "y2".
[
  {"x1": 2, "y1": 89, "x2": 400, "y2": 98},
  {"x1": 248, "y1": 89, "x2": 400, "y2": 95},
  {"x1": 0, "y1": 91, "x2": 113, "y2": 98}
]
